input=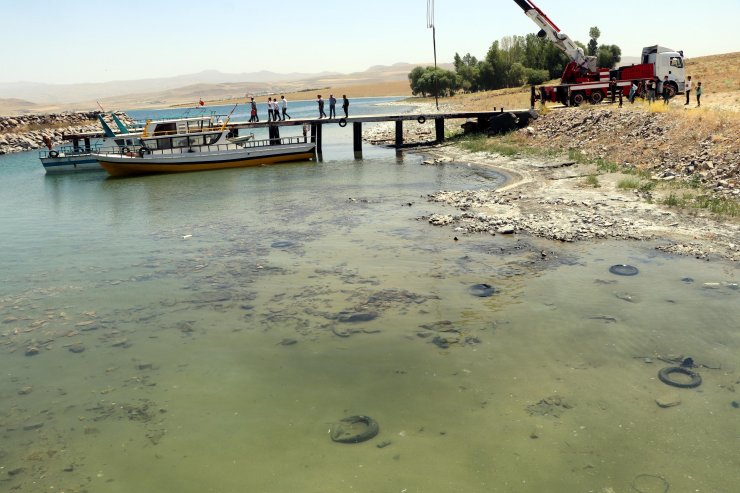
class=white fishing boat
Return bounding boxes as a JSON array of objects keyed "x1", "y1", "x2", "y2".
[
  {"x1": 93, "y1": 115, "x2": 315, "y2": 177},
  {"x1": 39, "y1": 113, "x2": 138, "y2": 174}
]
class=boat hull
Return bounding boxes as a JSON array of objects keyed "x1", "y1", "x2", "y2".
[
  {"x1": 96, "y1": 144, "x2": 315, "y2": 177},
  {"x1": 41, "y1": 154, "x2": 102, "y2": 173}
]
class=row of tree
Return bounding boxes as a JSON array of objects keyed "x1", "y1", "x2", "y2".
[{"x1": 408, "y1": 28, "x2": 622, "y2": 97}]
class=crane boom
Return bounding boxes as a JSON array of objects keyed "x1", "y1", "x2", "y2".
[{"x1": 512, "y1": 0, "x2": 596, "y2": 73}]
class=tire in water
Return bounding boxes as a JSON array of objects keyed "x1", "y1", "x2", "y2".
[
  {"x1": 609, "y1": 264, "x2": 639, "y2": 276},
  {"x1": 330, "y1": 415, "x2": 380, "y2": 444},
  {"x1": 658, "y1": 366, "x2": 702, "y2": 388}
]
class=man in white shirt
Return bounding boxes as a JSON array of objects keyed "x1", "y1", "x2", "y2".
[
  {"x1": 267, "y1": 98, "x2": 274, "y2": 121},
  {"x1": 684, "y1": 76, "x2": 692, "y2": 105},
  {"x1": 280, "y1": 96, "x2": 291, "y2": 120}
]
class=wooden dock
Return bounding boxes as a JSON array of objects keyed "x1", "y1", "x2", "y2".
[{"x1": 63, "y1": 110, "x2": 534, "y2": 155}]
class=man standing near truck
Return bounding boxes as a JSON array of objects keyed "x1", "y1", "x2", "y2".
[
  {"x1": 684, "y1": 76, "x2": 692, "y2": 105},
  {"x1": 609, "y1": 78, "x2": 622, "y2": 107},
  {"x1": 662, "y1": 76, "x2": 671, "y2": 105}
]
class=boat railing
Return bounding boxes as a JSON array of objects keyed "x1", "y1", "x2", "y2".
[
  {"x1": 130, "y1": 114, "x2": 228, "y2": 127},
  {"x1": 39, "y1": 143, "x2": 105, "y2": 158},
  {"x1": 95, "y1": 136, "x2": 310, "y2": 157}
]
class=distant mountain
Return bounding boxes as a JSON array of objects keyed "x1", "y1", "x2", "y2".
[
  {"x1": 0, "y1": 69, "x2": 341, "y2": 104},
  {"x1": 0, "y1": 63, "x2": 443, "y2": 114}
]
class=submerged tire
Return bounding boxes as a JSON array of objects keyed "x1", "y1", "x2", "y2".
[
  {"x1": 469, "y1": 283, "x2": 495, "y2": 297},
  {"x1": 609, "y1": 264, "x2": 639, "y2": 276},
  {"x1": 271, "y1": 241, "x2": 295, "y2": 248},
  {"x1": 658, "y1": 366, "x2": 702, "y2": 388},
  {"x1": 330, "y1": 415, "x2": 379, "y2": 444}
]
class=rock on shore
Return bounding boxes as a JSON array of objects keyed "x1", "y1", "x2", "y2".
[{"x1": 0, "y1": 112, "x2": 118, "y2": 155}]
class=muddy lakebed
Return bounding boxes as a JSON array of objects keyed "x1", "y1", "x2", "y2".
[{"x1": 0, "y1": 138, "x2": 738, "y2": 493}]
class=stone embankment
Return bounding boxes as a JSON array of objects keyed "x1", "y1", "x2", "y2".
[{"x1": 0, "y1": 112, "x2": 106, "y2": 155}]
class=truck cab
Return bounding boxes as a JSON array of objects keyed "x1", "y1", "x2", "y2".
[{"x1": 642, "y1": 45, "x2": 686, "y2": 95}]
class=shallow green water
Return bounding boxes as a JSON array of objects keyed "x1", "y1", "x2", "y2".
[{"x1": 0, "y1": 138, "x2": 738, "y2": 493}]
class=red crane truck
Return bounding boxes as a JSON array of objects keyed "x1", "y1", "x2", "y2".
[{"x1": 513, "y1": 0, "x2": 686, "y2": 106}]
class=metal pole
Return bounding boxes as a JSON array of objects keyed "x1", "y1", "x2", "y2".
[
  {"x1": 433, "y1": 26, "x2": 439, "y2": 110},
  {"x1": 427, "y1": 0, "x2": 439, "y2": 110}
]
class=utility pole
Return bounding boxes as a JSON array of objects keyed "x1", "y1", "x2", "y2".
[{"x1": 427, "y1": 0, "x2": 439, "y2": 110}]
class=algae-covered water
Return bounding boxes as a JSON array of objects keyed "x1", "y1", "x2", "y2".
[{"x1": 1, "y1": 114, "x2": 738, "y2": 492}]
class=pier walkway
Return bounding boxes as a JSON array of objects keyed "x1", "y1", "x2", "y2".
[{"x1": 62, "y1": 110, "x2": 533, "y2": 155}]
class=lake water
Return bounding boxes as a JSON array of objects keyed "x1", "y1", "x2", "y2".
[{"x1": 1, "y1": 98, "x2": 738, "y2": 493}]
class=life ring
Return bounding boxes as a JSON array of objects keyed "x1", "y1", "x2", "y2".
[
  {"x1": 417, "y1": 116, "x2": 426, "y2": 124},
  {"x1": 121, "y1": 147, "x2": 130, "y2": 155},
  {"x1": 658, "y1": 366, "x2": 702, "y2": 388},
  {"x1": 138, "y1": 146, "x2": 149, "y2": 157},
  {"x1": 330, "y1": 415, "x2": 379, "y2": 444},
  {"x1": 338, "y1": 118, "x2": 347, "y2": 127},
  {"x1": 48, "y1": 150, "x2": 59, "y2": 158}
]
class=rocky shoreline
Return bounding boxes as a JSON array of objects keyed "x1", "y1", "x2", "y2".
[
  {"x1": 0, "y1": 112, "x2": 107, "y2": 155},
  {"x1": 364, "y1": 102, "x2": 739, "y2": 262}
]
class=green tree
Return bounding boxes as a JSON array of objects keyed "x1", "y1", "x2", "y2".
[
  {"x1": 408, "y1": 66, "x2": 426, "y2": 96},
  {"x1": 484, "y1": 41, "x2": 508, "y2": 89},
  {"x1": 588, "y1": 26, "x2": 601, "y2": 56},
  {"x1": 408, "y1": 66, "x2": 460, "y2": 97},
  {"x1": 506, "y1": 62, "x2": 527, "y2": 87},
  {"x1": 453, "y1": 52, "x2": 481, "y2": 92},
  {"x1": 524, "y1": 68, "x2": 550, "y2": 85},
  {"x1": 597, "y1": 44, "x2": 622, "y2": 69}
]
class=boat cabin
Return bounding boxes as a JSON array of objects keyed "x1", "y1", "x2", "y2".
[{"x1": 139, "y1": 116, "x2": 229, "y2": 151}]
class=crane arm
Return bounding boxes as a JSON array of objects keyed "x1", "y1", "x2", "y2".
[{"x1": 512, "y1": 0, "x2": 596, "y2": 73}]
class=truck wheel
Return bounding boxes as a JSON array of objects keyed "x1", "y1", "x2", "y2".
[
  {"x1": 571, "y1": 92, "x2": 585, "y2": 106},
  {"x1": 589, "y1": 91, "x2": 604, "y2": 104},
  {"x1": 665, "y1": 82, "x2": 678, "y2": 98}
]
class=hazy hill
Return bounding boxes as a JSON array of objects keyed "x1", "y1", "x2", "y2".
[
  {"x1": 0, "y1": 62, "x2": 452, "y2": 114},
  {"x1": 0, "y1": 62, "x2": 455, "y2": 114},
  {"x1": 0, "y1": 69, "x2": 340, "y2": 105}
]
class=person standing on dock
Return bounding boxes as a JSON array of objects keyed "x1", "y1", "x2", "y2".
[
  {"x1": 342, "y1": 95, "x2": 349, "y2": 117},
  {"x1": 328, "y1": 94, "x2": 337, "y2": 119},
  {"x1": 267, "y1": 98, "x2": 275, "y2": 121},
  {"x1": 280, "y1": 96, "x2": 291, "y2": 120},
  {"x1": 249, "y1": 97, "x2": 259, "y2": 122},
  {"x1": 317, "y1": 95, "x2": 327, "y2": 118},
  {"x1": 274, "y1": 97, "x2": 283, "y2": 121}
]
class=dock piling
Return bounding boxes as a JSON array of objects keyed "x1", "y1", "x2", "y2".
[
  {"x1": 353, "y1": 122, "x2": 363, "y2": 157},
  {"x1": 395, "y1": 121, "x2": 404, "y2": 148},
  {"x1": 435, "y1": 118, "x2": 445, "y2": 143}
]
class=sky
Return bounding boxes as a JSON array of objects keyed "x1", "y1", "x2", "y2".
[{"x1": 1, "y1": 0, "x2": 738, "y2": 85}]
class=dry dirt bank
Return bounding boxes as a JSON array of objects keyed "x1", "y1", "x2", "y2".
[{"x1": 365, "y1": 101, "x2": 739, "y2": 262}]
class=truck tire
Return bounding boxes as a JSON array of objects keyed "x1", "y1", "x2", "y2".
[
  {"x1": 665, "y1": 82, "x2": 678, "y2": 99},
  {"x1": 589, "y1": 91, "x2": 604, "y2": 104},
  {"x1": 571, "y1": 92, "x2": 585, "y2": 106}
]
